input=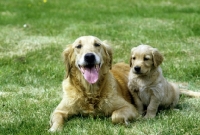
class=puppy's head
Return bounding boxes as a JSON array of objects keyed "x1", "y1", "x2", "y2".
[
  {"x1": 63, "y1": 36, "x2": 112, "y2": 84},
  {"x1": 129, "y1": 45, "x2": 163, "y2": 75}
]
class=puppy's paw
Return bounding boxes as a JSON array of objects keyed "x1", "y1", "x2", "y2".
[{"x1": 144, "y1": 114, "x2": 155, "y2": 119}]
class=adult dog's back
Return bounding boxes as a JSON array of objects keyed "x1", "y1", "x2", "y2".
[{"x1": 111, "y1": 62, "x2": 133, "y2": 103}]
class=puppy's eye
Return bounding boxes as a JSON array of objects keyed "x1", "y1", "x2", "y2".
[
  {"x1": 94, "y1": 43, "x2": 101, "y2": 47},
  {"x1": 76, "y1": 44, "x2": 82, "y2": 49},
  {"x1": 132, "y1": 57, "x2": 136, "y2": 60},
  {"x1": 144, "y1": 57, "x2": 149, "y2": 61}
]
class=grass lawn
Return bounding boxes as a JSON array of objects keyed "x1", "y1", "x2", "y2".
[{"x1": 0, "y1": 0, "x2": 200, "y2": 134}]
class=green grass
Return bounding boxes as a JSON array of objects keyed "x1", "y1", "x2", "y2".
[{"x1": 0, "y1": 0, "x2": 200, "y2": 134}]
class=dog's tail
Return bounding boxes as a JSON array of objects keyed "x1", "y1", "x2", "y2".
[{"x1": 180, "y1": 89, "x2": 200, "y2": 98}]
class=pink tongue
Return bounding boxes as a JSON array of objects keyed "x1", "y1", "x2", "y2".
[{"x1": 84, "y1": 67, "x2": 99, "y2": 84}]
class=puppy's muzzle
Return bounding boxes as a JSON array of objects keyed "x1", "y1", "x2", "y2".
[{"x1": 134, "y1": 66, "x2": 141, "y2": 73}]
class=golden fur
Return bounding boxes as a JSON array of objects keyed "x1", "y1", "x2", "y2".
[
  {"x1": 128, "y1": 45, "x2": 200, "y2": 118},
  {"x1": 180, "y1": 89, "x2": 200, "y2": 98},
  {"x1": 128, "y1": 45, "x2": 180, "y2": 118},
  {"x1": 49, "y1": 36, "x2": 138, "y2": 132}
]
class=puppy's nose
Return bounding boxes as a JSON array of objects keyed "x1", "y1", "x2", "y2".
[
  {"x1": 134, "y1": 66, "x2": 141, "y2": 72},
  {"x1": 84, "y1": 53, "x2": 95, "y2": 63}
]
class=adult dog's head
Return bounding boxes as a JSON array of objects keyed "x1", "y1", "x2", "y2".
[
  {"x1": 63, "y1": 36, "x2": 112, "y2": 84},
  {"x1": 129, "y1": 45, "x2": 163, "y2": 76}
]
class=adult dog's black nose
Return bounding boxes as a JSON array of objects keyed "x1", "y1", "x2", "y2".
[
  {"x1": 84, "y1": 53, "x2": 95, "y2": 63},
  {"x1": 134, "y1": 66, "x2": 141, "y2": 72}
]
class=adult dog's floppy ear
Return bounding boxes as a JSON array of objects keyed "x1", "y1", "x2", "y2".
[
  {"x1": 151, "y1": 48, "x2": 163, "y2": 67},
  {"x1": 102, "y1": 41, "x2": 113, "y2": 70},
  {"x1": 130, "y1": 47, "x2": 136, "y2": 67},
  {"x1": 63, "y1": 45, "x2": 74, "y2": 78}
]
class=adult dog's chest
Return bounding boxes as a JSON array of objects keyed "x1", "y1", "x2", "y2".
[
  {"x1": 70, "y1": 73, "x2": 110, "y2": 116},
  {"x1": 79, "y1": 95, "x2": 102, "y2": 115},
  {"x1": 75, "y1": 85, "x2": 106, "y2": 116}
]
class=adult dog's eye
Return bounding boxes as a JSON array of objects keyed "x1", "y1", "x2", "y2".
[
  {"x1": 144, "y1": 57, "x2": 149, "y2": 61},
  {"x1": 132, "y1": 57, "x2": 136, "y2": 60},
  {"x1": 94, "y1": 43, "x2": 101, "y2": 47},
  {"x1": 76, "y1": 44, "x2": 82, "y2": 49}
]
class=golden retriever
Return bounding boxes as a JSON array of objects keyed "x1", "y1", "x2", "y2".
[
  {"x1": 128, "y1": 45, "x2": 200, "y2": 118},
  {"x1": 49, "y1": 36, "x2": 138, "y2": 132}
]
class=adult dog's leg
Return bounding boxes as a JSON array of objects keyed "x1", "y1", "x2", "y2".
[
  {"x1": 111, "y1": 103, "x2": 138, "y2": 125},
  {"x1": 49, "y1": 99, "x2": 71, "y2": 132},
  {"x1": 49, "y1": 111, "x2": 66, "y2": 132}
]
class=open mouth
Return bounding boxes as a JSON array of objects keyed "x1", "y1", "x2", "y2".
[{"x1": 78, "y1": 64, "x2": 100, "y2": 84}]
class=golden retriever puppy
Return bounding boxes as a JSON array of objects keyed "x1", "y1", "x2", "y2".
[
  {"x1": 49, "y1": 36, "x2": 138, "y2": 132},
  {"x1": 128, "y1": 45, "x2": 180, "y2": 118}
]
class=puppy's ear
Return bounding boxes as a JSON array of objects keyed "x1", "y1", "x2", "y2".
[
  {"x1": 102, "y1": 41, "x2": 112, "y2": 69},
  {"x1": 129, "y1": 57, "x2": 132, "y2": 67},
  {"x1": 151, "y1": 48, "x2": 163, "y2": 67},
  {"x1": 130, "y1": 47, "x2": 136, "y2": 67},
  {"x1": 63, "y1": 45, "x2": 74, "y2": 78}
]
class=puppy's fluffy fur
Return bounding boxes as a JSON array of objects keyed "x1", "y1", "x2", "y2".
[
  {"x1": 128, "y1": 45, "x2": 180, "y2": 118},
  {"x1": 49, "y1": 36, "x2": 138, "y2": 132}
]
